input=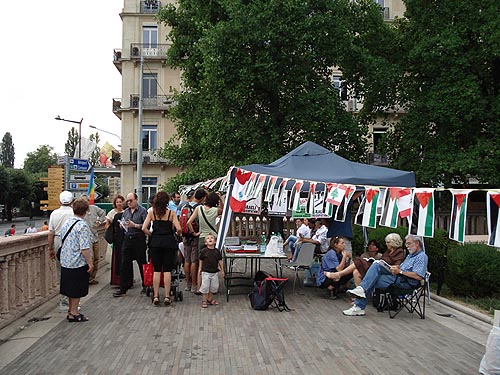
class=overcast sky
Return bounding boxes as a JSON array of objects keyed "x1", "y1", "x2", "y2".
[{"x1": 0, "y1": 1, "x2": 123, "y2": 168}]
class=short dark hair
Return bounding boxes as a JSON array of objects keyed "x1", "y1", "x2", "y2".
[
  {"x1": 194, "y1": 188, "x2": 207, "y2": 200},
  {"x1": 205, "y1": 192, "x2": 220, "y2": 207}
]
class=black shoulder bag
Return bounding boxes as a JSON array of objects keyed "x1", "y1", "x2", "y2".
[
  {"x1": 56, "y1": 220, "x2": 79, "y2": 261},
  {"x1": 199, "y1": 206, "x2": 218, "y2": 234}
]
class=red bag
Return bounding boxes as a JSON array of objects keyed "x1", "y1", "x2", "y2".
[
  {"x1": 143, "y1": 261, "x2": 154, "y2": 287},
  {"x1": 142, "y1": 261, "x2": 165, "y2": 287}
]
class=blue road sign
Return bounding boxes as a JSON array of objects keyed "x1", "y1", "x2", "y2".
[{"x1": 69, "y1": 158, "x2": 90, "y2": 171}]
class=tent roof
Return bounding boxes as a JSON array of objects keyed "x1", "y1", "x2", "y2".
[{"x1": 238, "y1": 141, "x2": 415, "y2": 187}]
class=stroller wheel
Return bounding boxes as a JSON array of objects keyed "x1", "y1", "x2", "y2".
[
  {"x1": 178, "y1": 291, "x2": 183, "y2": 302},
  {"x1": 146, "y1": 287, "x2": 151, "y2": 297},
  {"x1": 174, "y1": 293, "x2": 178, "y2": 302}
]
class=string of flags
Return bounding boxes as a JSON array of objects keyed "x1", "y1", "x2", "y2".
[{"x1": 224, "y1": 167, "x2": 500, "y2": 248}]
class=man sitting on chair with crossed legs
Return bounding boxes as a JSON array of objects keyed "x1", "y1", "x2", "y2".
[{"x1": 343, "y1": 234, "x2": 428, "y2": 317}]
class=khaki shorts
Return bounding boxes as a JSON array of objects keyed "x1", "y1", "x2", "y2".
[
  {"x1": 200, "y1": 271, "x2": 219, "y2": 294},
  {"x1": 183, "y1": 237, "x2": 199, "y2": 263}
]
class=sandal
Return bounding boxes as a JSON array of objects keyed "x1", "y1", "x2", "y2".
[
  {"x1": 68, "y1": 313, "x2": 88, "y2": 322},
  {"x1": 201, "y1": 301, "x2": 208, "y2": 308},
  {"x1": 164, "y1": 297, "x2": 172, "y2": 306},
  {"x1": 152, "y1": 296, "x2": 160, "y2": 306},
  {"x1": 207, "y1": 300, "x2": 219, "y2": 306}
]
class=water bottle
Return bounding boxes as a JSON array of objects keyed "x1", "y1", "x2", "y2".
[
  {"x1": 260, "y1": 232, "x2": 266, "y2": 253},
  {"x1": 277, "y1": 233, "x2": 284, "y2": 255}
]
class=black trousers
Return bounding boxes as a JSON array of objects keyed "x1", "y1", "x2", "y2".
[{"x1": 120, "y1": 234, "x2": 147, "y2": 292}]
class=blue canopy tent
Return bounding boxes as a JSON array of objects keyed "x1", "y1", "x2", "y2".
[{"x1": 216, "y1": 141, "x2": 416, "y2": 248}]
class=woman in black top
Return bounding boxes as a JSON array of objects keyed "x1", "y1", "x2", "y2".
[{"x1": 142, "y1": 191, "x2": 182, "y2": 305}]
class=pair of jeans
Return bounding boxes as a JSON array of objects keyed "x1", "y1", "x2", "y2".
[{"x1": 355, "y1": 262, "x2": 401, "y2": 310}]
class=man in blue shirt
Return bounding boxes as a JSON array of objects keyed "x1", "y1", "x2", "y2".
[
  {"x1": 343, "y1": 234, "x2": 428, "y2": 316},
  {"x1": 168, "y1": 191, "x2": 181, "y2": 217}
]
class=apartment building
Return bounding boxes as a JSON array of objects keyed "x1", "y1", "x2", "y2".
[
  {"x1": 111, "y1": 0, "x2": 405, "y2": 201},
  {"x1": 112, "y1": 0, "x2": 181, "y2": 203}
]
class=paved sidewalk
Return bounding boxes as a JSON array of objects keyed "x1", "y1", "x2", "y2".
[{"x1": 0, "y1": 260, "x2": 491, "y2": 375}]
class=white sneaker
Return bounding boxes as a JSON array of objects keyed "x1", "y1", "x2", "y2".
[
  {"x1": 347, "y1": 286, "x2": 366, "y2": 299},
  {"x1": 343, "y1": 305, "x2": 366, "y2": 316}
]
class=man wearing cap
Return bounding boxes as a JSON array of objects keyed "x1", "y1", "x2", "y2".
[
  {"x1": 48, "y1": 191, "x2": 75, "y2": 310},
  {"x1": 113, "y1": 192, "x2": 148, "y2": 297}
]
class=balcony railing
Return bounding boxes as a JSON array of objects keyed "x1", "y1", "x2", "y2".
[
  {"x1": 367, "y1": 152, "x2": 389, "y2": 165},
  {"x1": 129, "y1": 149, "x2": 169, "y2": 163},
  {"x1": 140, "y1": 0, "x2": 161, "y2": 14},
  {"x1": 381, "y1": 7, "x2": 390, "y2": 19},
  {"x1": 130, "y1": 43, "x2": 170, "y2": 60},
  {"x1": 129, "y1": 94, "x2": 175, "y2": 110}
]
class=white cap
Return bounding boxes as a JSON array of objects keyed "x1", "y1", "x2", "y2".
[{"x1": 59, "y1": 191, "x2": 74, "y2": 205}]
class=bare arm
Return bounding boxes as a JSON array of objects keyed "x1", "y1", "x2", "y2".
[
  {"x1": 142, "y1": 211, "x2": 153, "y2": 236},
  {"x1": 81, "y1": 248, "x2": 94, "y2": 274},
  {"x1": 170, "y1": 211, "x2": 182, "y2": 236}
]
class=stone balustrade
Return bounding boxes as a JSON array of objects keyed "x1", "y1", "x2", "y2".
[{"x1": 0, "y1": 228, "x2": 108, "y2": 330}]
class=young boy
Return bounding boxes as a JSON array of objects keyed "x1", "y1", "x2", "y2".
[{"x1": 198, "y1": 234, "x2": 224, "y2": 308}]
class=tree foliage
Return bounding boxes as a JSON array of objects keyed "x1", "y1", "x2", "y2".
[
  {"x1": 157, "y1": 0, "x2": 396, "y2": 191},
  {"x1": 65, "y1": 127, "x2": 79, "y2": 157},
  {"x1": 23, "y1": 145, "x2": 59, "y2": 175},
  {"x1": 0, "y1": 168, "x2": 33, "y2": 221},
  {"x1": 0, "y1": 132, "x2": 15, "y2": 168},
  {"x1": 88, "y1": 132, "x2": 101, "y2": 167},
  {"x1": 383, "y1": 0, "x2": 500, "y2": 186}
]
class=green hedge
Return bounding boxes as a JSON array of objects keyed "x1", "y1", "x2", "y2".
[
  {"x1": 446, "y1": 244, "x2": 500, "y2": 297},
  {"x1": 351, "y1": 225, "x2": 458, "y2": 278}
]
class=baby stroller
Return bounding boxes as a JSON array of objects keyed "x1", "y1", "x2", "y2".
[{"x1": 144, "y1": 246, "x2": 183, "y2": 302}]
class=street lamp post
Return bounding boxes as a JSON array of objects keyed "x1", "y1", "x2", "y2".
[
  {"x1": 55, "y1": 115, "x2": 83, "y2": 159},
  {"x1": 89, "y1": 125, "x2": 121, "y2": 147}
]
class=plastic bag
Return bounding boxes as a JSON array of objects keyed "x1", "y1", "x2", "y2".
[
  {"x1": 265, "y1": 235, "x2": 280, "y2": 256},
  {"x1": 479, "y1": 326, "x2": 500, "y2": 375}
]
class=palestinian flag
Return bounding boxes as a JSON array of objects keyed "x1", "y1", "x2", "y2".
[
  {"x1": 277, "y1": 178, "x2": 289, "y2": 206},
  {"x1": 449, "y1": 189, "x2": 472, "y2": 243},
  {"x1": 229, "y1": 168, "x2": 253, "y2": 213},
  {"x1": 334, "y1": 185, "x2": 356, "y2": 222},
  {"x1": 244, "y1": 173, "x2": 258, "y2": 197},
  {"x1": 409, "y1": 188, "x2": 435, "y2": 238},
  {"x1": 354, "y1": 188, "x2": 380, "y2": 228},
  {"x1": 250, "y1": 174, "x2": 266, "y2": 200},
  {"x1": 290, "y1": 180, "x2": 304, "y2": 211},
  {"x1": 486, "y1": 191, "x2": 500, "y2": 248},
  {"x1": 379, "y1": 187, "x2": 401, "y2": 228},
  {"x1": 307, "y1": 182, "x2": 316, "y2": 215},
  {"x1": 379, "y1": 187, "x2": 412, "y2": 228},
  {"x1": 264, "y1": 176, "x2": 278, "y2": 202}
]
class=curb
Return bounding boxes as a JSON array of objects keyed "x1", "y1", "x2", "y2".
[{"x1": 431, "y1": 293, "x2": 493, "y2": 325}]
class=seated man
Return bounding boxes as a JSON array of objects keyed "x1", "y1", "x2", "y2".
[
  {"x1": 298, "y1": 218, "x2": 329, "y2": 255},
  {"x1": 343, "y1": 234, "x2": 428, "y2": 316},
  {"x1": 284, "y1": 218, "x2": 311, "y2": 261}
]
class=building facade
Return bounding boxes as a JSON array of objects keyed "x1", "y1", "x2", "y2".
[{"x1": 113, "y1": 0, "x2": 181, "y2": 203}]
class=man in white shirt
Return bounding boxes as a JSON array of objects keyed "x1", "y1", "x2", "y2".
[
  {"x1": 299, "y1": 218, "x2": 329, "y2": 254},
  {"x1": 284, "y1": 218, "x2": 311, "y2": 261},
  {"x1": 47, "y1": 191, "x2": 75, "y2": 310}
]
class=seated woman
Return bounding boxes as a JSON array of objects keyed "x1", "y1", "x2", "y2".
[
  {"x1": 325, "y1": 233, "x2": 405, "y2": 286},
  {"x1": 316, "y1": 236, "x2": 352, "y2": 297}
]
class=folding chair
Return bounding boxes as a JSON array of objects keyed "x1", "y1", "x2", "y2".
[
  {"x1": 284, "y1": 243, "x2": 316, "y2": 292},
  {"x1": 382, "y1": 271, "x2": 431, "y2": 319},
  {"x1": 266, "y1": 277, "x2": 292, "y2": 312}
]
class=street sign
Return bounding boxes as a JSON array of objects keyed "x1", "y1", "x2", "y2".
[
  {"x1": 57, "y1": 155, "x2": 67, "y2": 165},
  {"x1": 70, "y1": 182, "x2": 89, "y2": 190},
  {"x1": 68, "y1": 158, "x2": 90, "y2": 171},
  {"x1": 69, "y1": 174, "x2": 91, "y2": 182}
]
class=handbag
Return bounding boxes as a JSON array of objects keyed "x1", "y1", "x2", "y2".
[
  {"x1": 142, "y1": 260, "x2": 164, "y2": 287},
  {"x1": 104, "y1": 225, "x2": 113, "y2": 244},
  {"x1": 56, "y1": 220, "x2": 79, "y2": 261}
]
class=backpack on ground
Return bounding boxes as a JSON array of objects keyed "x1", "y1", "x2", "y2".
[
  {"x1": 249, "y1": 270, "x2": 291, "y2": 312},
  {"x1": 180, "y1": 203, "x2": 199, "y2": 236},
  {"x1": 372, "y1": 289, "x2": 400, "y2": 312}
]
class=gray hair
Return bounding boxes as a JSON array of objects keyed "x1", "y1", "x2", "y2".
[
  {"x1": 405, "y1": 234, "x2": 423, "y2": 248},
  {"x1": 385, "y1": 233, "x2": 403, "y2": 249}
]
